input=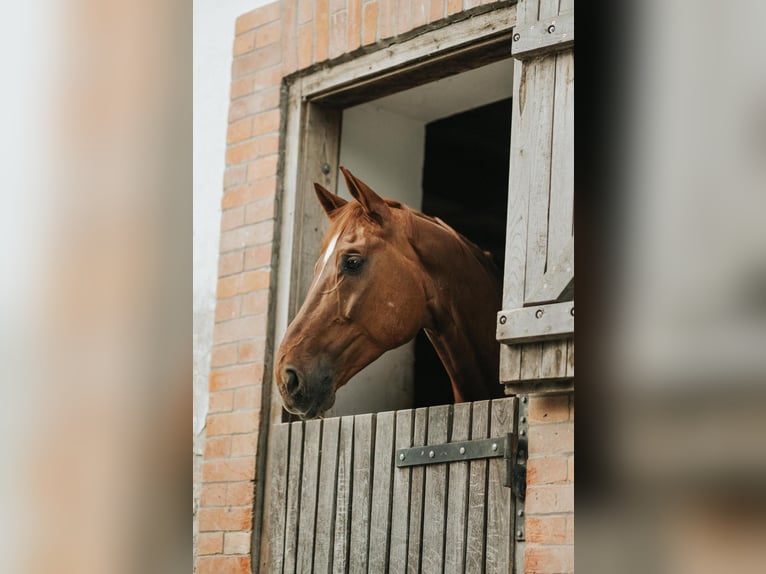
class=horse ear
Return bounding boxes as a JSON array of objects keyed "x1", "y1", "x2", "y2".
[
  {"x1": 313, "y1": 182, "x2": 348, "y2": 217},
  {"x1": 339, "y1": 166, "x2": 391, "y2": 221}
]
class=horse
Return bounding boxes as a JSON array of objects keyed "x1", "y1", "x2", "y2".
[{"x1": 275, "y1": 167, "x2": 504, "y2": 419}]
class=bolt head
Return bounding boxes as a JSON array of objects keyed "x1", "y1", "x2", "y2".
[
  {"x1": 516, "y1": 530, "x2": 523, "y2": 538},
  {"x1": 459, "y1": 446, "x2": 466, "y2": 455},
  {"x1": 499, "y1": 315, "x2": 507, "y2": 325},
  {"x1": 518, "y1": 510, "x2": 524, "y2": 517},
  {"x1": 520, "y1": 429, "x2": 526, "y2": 436},
  {"x1": 429, "y1": 450, "x2": 435, "y2": 458},
  {"x1": 535, "y1": 308, "x2": 544, "y2": 318},
  {"x1": 321, "y1": 162, "x2": 331, "y2": 174},
  {"x1": 492, "y1": 443, "x2": 498, "y2": 451},
  {"x1": 522, "y1": 396, "x2": 528, "y2": 403},
  {"x1": 571, "y1": 307, "x2": 574, "y2": 317},
  {"x1": 547, "y1": 24, "x2": 556, "y2": 33},
  {"x1": 399, "y1": 453, "x2": 405, "y2": 461},
  {"x1": 513, "y1": 32, "x2": 520, "y2": 41},
  {"x1": 521, "y1": 416, "x2": 527, "y2": 423}
]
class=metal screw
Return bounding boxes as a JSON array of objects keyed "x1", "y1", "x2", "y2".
[
  {"x1": 321, "y1": 162, "x2": 331, "y2": 174},
  {"x1": 518, "y1": 510, "x2": 524, "y2": 517},
  {"x1": 399, "y1": 453, "x2": 405, "y2": 461},
  {"x1": 522, "y1": 396, "x2": 528, "y2": 404},
  {"x1": 429, "y1": 450, "x2": 435, "y2": 458},
  {"x1": 492, "y1": 443, "x2": 498, "y2": 451},
  {"x1": 459, "y1": 447, "x2": 466, "y2": 455},
  {"x1": 570, "y1": 307, "x2": 574, "y2": 317},
  {"x1": 513, "y1": 32, "x2": 520, "y2": 42},
  {"x1": 499, "y1": 315, "x2": 507, "y2": 325},
  {"x1": 535, "y1": 309, "x2": 544, "y2": 319},
  {"x1": 516, "y1": 530, "x2": 524, "y2": 538},
  {"x1": 547, "y1": 24, "x2": 556, "y2": 33},
  {"x1": 520, "y1": 429, "x2": 526, "y2": 436},
  {"x1": 521, "y1": 416, "x2": 527, "y2": 423}
]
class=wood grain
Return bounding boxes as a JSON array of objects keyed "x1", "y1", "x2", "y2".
[{"x1": 369, "y1": 411, "x2": 395, "y2": 574}]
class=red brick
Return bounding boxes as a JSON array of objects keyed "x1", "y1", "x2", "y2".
[
  {"x1": 208, "y1": 390, "x2": 234, "y2": 414},
  {"x1": 298, "y1": 23, "x2": 313, "y2": 70},
  {"x1": 219, "y1": 222, "x2": 274, "y2": 252},
  {"x1": 196, "y1": 555, "x2": 251, "y2": 574},
  {"x1": 246, "y1": 155, "x2": 279, "y2": 181},
  {"x1": 207, "y1": 411, "x2": 259, "y2": 436},
  {"x1": 528, "y1": 456, "x2": 568, "y2": 484},
  {"x1": 200, "y1": 483, "x2": 227, "y2": 507},
  {"x1": 227, "y1": 481, "x2": 255, "y2": 506},
  {"x1": 412, "y1": 0, "x2": 427, "y2": 28},
  {"x1": 348, "y1": 0, "x2": 362, "y2": 51},
  {"x1": 226, "y1": 140, "x2": 259, "y2": 166},
  {"x1": 256, "y1": 21, "x2": 282, "y2": 48},
  {"x1": 446, "y1": 0, "x2": 460, "y2": 15},
  {"x1": 221, "y1": 207, "x2": 245, "y2": 231},
  {"x1": 526, "y1": 484, "x2": 574, "y2": 514},
  {"x1": 224, "y1": 531, "x2": 251, "y2": 555},
  {"x1": 231, "y1": 432, "x2": 259, "y2": 456},
  {"x1": 528, "y1": 422, "x2": 573, "y2": 456},
  {"x1": 362, "y1": 2, "x2": 378, "y2": 45},
  {"x1": 529, "y1": 394, "x2": 570, "y2": 423},
  {"x1": 216, "y1": 270, "x2": 271, "y2": 299},
  {"x1": 329, "y1": 11, "x2": 347, "y2": 59},
  {"x1": 210, "y1": 363, "x2": 264, "y2": 391},
  {"x1": 524, "y1": 545, "x2": 574, "y2": 574},
  {"x1": 236, "y1": 2, "x2": 281, "y2": 35},
  {"x1": 244, "y1": 245, "x2": 272, "y2": 270},
  {"x1": 234, "y1": 386, "x2": 262, "y2": 410},
  {"x1": 218, "y1": 251, "x2": 244, "y2": 278},
  {"x1": 222, "y1": 177, "x2": 277, "y2": 209},
  {"x1": 316, "y1": 0, "x2": 329, "y2": 62},
  {"x1": 227, "y1": 118, "x2": 252, "y2": 144},
  {"x1": 526, "y1": 516, "x2": 568, "y2": 544},
  {"x1": 298, "y1": 0, "x2": 313, "y2": 23},
  {"x1": 202, "y1": 457, "x2": 256, "y2": 482},
  {"x1": 230, "y1": 78, "x2": 254, "y2": 100},
  {"x1": 223, "y1": 165, "x2": 247, "y2": 189},
  {"x1": 229, "y1": 90, "x2": 280, "y2": 124},
  {"x1": 197, "y1": 532, "x2": 224, "y2": 555},
  {"x1": 233, "y1": 31, "x2": 255, "y2": 56},
  {"x1": 239, "y1": 338, "x2": 266, "y2": 362},
  {"x1": 232, "y1": 43, "x2": 282, "y2": 79},
  {"x1": 211, "y1": 343, "x2": 238, "y2": 368},
  {"x1": 245, "y1": 199, "x2": 275, "y2": 224},
  {"x1": 204, "y1": 436, "x2": 231, "y2": 459}
]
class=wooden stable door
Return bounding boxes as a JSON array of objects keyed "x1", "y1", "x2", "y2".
[{"x1": 265, "y1": 398, "x2": 518, "y2": 573}]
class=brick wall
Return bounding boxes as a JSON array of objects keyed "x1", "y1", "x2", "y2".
[
  {"x1": 195, "y1": 1, "x2": 568, "y2": 573},
  {"x1": 524, "y1": 393, "x2": 574, "y2": 573}
]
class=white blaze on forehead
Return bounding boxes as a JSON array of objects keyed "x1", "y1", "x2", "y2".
[{"x1": 319, "y1": 233, "x2": 340, "y2": 275}]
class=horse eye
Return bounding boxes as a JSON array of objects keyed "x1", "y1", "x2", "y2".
[{"x1": 341, "y1": 254, "x2": 364, "y2": 274}]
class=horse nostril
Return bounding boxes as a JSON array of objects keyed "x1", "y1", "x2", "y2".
[{"x1": 284, "y1": 368, "x2": 301, "y2": 395}]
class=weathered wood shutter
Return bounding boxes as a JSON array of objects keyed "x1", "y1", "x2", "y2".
[
  {"x1": 266, "y1": 398, "x2": 517, "y2": 573},
  {"x1": 499, "y1": 0, "x2": 574, "y2": 393}
]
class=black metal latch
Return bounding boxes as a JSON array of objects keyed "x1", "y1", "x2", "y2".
[{"x1": 395, "y1": 433, "x2": 527, "y2": 500}]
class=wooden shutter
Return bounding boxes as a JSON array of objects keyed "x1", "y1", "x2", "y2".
[{"x1": 498, "y1": 0, "x2": 575, "y2": 393}]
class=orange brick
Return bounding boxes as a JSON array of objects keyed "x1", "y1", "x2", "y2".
[
  {"x1": 281, "y1": 0, "x2": 298, "y2": 74},
  {"x1": 252, "y1": 108, "x2": 281, "y2": 134},
  {"x1": 527, "y1": 456, "x2": 568, "y2": 484},
  {"x1": 204, "y1": 436, "x2": 231, "y2": 459},
  {"x1": 256, "y1": 133, "x2": 280, "y2": 156},
  {"x1": 210, "y1": 363, "x2": 264, "y2": 391},
  {"x1": 567, "y1": 455, "x2": 574, "y2": 480},
  {"x1": 463, "y1": 0, "x2": 481, "y2": 9},
  {"x1": 234, "y1": 386, "x2": 262, "y2": 410},
  {"x1": 524, "y1": 545, "x2": 573, "y2": 574},
  {"x1": 241, "y1": 291, "x2": 269, "y2": 316},
  {"x1": 446, "y1": 0, "x2": 460, "y2": 15},
  {"x1": 244, "y1": 245, "x2": 272, "y2": 271},
  {"x1": 526, "y1": 484, "x2": 574, "y2": 514},
  {"x1": 227, "y1": 118, "x2": 252, "y2": 144},
  {"x1": 396, "y1": 0, "x2": 410, "y2": 34},
  {"x1": 219, "y1": 222, "x2": 274, "y2": 253},
  {"x1": 227, "y1": 481, "x2": 255, "y2": 506},
  {"x1": 298, "y1": 0, "x2": 313, "y2": 23},
  {"x1": 348, "y1": 0, "x2": 362, "y2": 51},
  {"x1": 229, "y1": 90, "x2": 280, "y2": 124},
  {"x1": 197, "y1": 532, "x2": 224, "y2": 555},
  {"x1": 238, "y1": 338, "x2": 266, "y2": 362},
  {"x1": 256, "y1": 21, "x2": 282, "y2": 48},
  {"x1": 196, "y1": 555, "x2": 250, "y2": 574},
  {"x1": 224, "y1": 531, "x2": 251, "y2": 555},
  {"x1": 528, "y1": 422, "x2": 573, "y2": 456},
  {"x1": 211, "y1": 343, "x2": 238, "y2": 368},
  {"x1": 221, "y1": 207, "x2": 245, "y2": 231},
  {"x1": 226, "y1": 140, "x2": 259, "y2": 166},
  {"x1": 218, "y1": 252, "x2": 244, "y2": 278},
  {"x1": 362, "y1": 2, "x2": 378, "y2": 45},
  {"x1": 253, "y1": 65, "x2": 284, "y2": 91},
  {"x1": 236, "y1": 2, "x2": 281, "y2": 35},
  {"x1": 222, "y1": 177, "x2": 277, "y2": 209},
  {"x1": 202, "y1": 457, "x2": 256, "y2": 482},
  {"x1": 330, "y1": 0, "x2": 345, "y2": 12},
  {"x1": 223, "y1": 165, "x2": 247, "y2": 189},
  {"x1": 232, "y1": 43, "x2": 282, "y2": 79},
  {"x1": 231, "y1": 432, "x2": 259, "y2": 456},
  {"x1": 329, "y1": 11, "x2": 347, "y2": 59},
  {"x1": 207, "y1": 411, "x2": 259, "y2": 436},
  {"x1": 200, "y1": 483, "x2": 227, "y2": 507},
  {"x1": 526, "y1": 516, "x2": 568, "y2": 544},
  {"x1": 429, "y1": 0, "x2": 443, "y2": 22},
  {"x1": 315, "y1": 0, "x2": 329, "y2": 62},
  {"x1": 208, "y1": 390, "x2": 234, "y2": 414},
  {"x1": 246, "y1": 155, "x2": 279, "y2": 181},
  {"x1": 528, "y1": 394, "x2": 570, "y2": 423},
  {"x1": 566, "y1": 516, "x2": 574, "y2": 543},
  {"x1": 379, "y1": 0, "x2": 394, "y2": 39},
  {"x1": 215, "y1": 296, "x2": 242, "y2": 323},
  {"x1": 298, "y1": 23, "x2": 313, "y2": 69},
  {"x1": 214, "y1": 314, "x2": 268, "y2": 345},
  {"x1": 233, "y1": 31, "x2": 255, "y2": 56},
  {"x1": 245, "y1": 199, "x2": 275, "y2": 224},
  {"x1": 412, "y1": 0, "x2": 427, "y2": 28},
  {"x1": 230, "y1": 78, "x2": 254, "y2": 100}
]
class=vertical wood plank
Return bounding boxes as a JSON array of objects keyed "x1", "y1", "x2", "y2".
[
  {"x1": 332, "y1": 416, "x2": 355, "y2": 573},
  {"x1": 313, "y1": 417, "x2": 341, "y2": 574},
  {"x1": 465, "y1": 401, "x2": 490, "y2": 573},
  {"x1": 369, "y1": 411, "x2": 396, "y2": 574},
  {"x1": 520, "y1": 343, "x2": 543, "y2": 380},
  {"x1": 283, "y1": 421, "x2": 305, "y2": 574},
  {"x1": 566, "y1": 337, "x2": 574, "y2": 377},
  {"x1": 266, "y1": 424, "x2": 290, "y2": 573},
  {"x1": 406, "y1": 407, "x2": 429, "y2": 574},
  {"x1": 485, "y1": 399, "x2": 515, "y2": 574},
  {"x1": 444, "y1": 402, "x2": 472, "y2": 574},
  {"x1": 421, "y1": 405, "x2": 451, "y2": 574},
  {"x1": 296, "y1": 419, "x2": 322, "y2": 573},
  {"x1": 389, "y1": 409, "x2": 414, "y2": 572},
  {"x1": 349, "y1": 414, "x2": 374, "y2": 573},
  {"x1": 541, "y1": 339, "x2": 568, "y2": 379}
]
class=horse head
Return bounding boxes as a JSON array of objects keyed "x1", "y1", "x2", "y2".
[{"x1": 275, "y1": 167, "x2": 429, "y2": 419}]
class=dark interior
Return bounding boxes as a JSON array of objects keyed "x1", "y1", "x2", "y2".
[{"x1": 414, "y1": 97, "x2": 512, "y2": 408}]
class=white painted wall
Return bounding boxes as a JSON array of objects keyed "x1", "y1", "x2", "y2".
[{"x1": 193, "y1": 0, "x2": 272, "y2": 439}]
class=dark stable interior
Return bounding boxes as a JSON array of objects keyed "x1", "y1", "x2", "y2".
[{"x1": 414, "y1": 97, "x2": 511, "y2": 408}]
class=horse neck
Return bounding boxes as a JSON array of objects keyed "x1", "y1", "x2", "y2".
[{"x1": 408, "y1": 213, "x2": 503, "y2": 401}]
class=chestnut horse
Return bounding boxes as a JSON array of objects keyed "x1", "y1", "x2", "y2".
[{"x1": 275, "y1": 167, "x2": 503, "y2": 419}]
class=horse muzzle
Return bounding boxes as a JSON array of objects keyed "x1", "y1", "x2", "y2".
[{"x1": 278, "y1": 365, "x2": 335, "y2": 419}]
